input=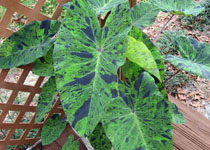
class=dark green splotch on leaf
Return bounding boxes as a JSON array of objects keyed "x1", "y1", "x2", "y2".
[
  {"x1": 131, "y1": 2, "x2": 159, "y2": 29},
  {"x1": 88, "y1": 122, "x2": 112, "y2": 150},
  {"x1": 32, "y1": 47, "x2": 54, "y2": 76},
  {"x1": 151, "y1": 0, "x2": 205, "y2": 16},
  {"x1": 164, "y1": 36, "x2": 210, "y2": 80},
  {"x1": 129, "y1": 26, "x2": 165, "y2": 82},
  {"x1": 62, "y1": 135, "x2": 79, "y2": 150},
  {"x1": 41, "y1": 114, "x2": 67, "y2": 146},
  {"x1": 35, "y1": 77, "x2": 57, "y2": 123},
  {"x1": 54, "y1": 0, "x2": 132, "y2": 137},
  {"x1": 0, "y1": 20, "x2": 60, "y2": 69},
  {"x1": 102, "y1": 72, "x2": 173, "y2": 150},
  {"x1": 87, "y1": 0, "x2": 128, "y2": 15},
  {"x1": 169, "y1": 102, "x2": 186, "y2": 124}
]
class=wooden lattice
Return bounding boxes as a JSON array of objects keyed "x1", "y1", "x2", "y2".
[
  {"x1": 0, "y1": 0, "x2": 69, "y2": 149},
  {"x1": 0, "y1": 0, "x2": 69, "y2": 39},
  {"x1": 0, "y1": 64, "x2": 65, "y2": 149}
]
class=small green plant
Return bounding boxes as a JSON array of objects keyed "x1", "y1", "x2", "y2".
[
  {"x1": 157, "y1": 29, "x2": 187, "y2": 55},
  {"x1": 179, "y1": 0, "x2": 210, "y2": 32},
  {"x1": 0, "y1": 0, "x2": 206, "y2": 149}
]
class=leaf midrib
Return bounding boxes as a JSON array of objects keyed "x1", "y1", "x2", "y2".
[{"x1": 133, "y1": 112, "x2": 149, "y2": 150}]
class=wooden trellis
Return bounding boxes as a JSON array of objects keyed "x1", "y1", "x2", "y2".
[
  {"x1": 0, "y1": 64, "x2": 65, "y2": 149},
  {"x1": 0, "y1": 0, "x2": 69, "y2": 149},
  {"x1": 0, "y1": 0, "x2": 69, "y2": 39}
]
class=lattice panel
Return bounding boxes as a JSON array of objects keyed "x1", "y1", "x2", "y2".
[
  {"x1": 0, "y1": 0, "x2": 69, "y2": 149},
  {"x1": 0, "y1": 0, "x2": 69, "y2": 39},
  {"x1": 0, "y1": 64, "x2": 65, "y2": 149}
]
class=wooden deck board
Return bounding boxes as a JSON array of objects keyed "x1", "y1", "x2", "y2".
[
  {"x1": 34, "y1": 96, "x2": 210, "y2": 150},
  {"x1": 170, "y1": 95, "x2": 210, "y2": 150}
]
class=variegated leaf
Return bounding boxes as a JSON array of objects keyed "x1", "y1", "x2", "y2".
[
  {"x1": 88, "y1": 122, "x2": 112, "y2": 150},
  {"x1": 41, "y1": 114, "x2": 67, "y2": 145},
  {"x1": 122, "y1": 61, "x2": 185, "y2": 124},
  {"x1": 127, "y1": 36, "x2": 161, "y2": 81},
  {"x1": 0, "y1": 20, "x2": 60, "y2": 69},
  {"x1": 62, "y1": 135, "x2": 79, "y2": 150},
  {"x1": 35, "y1": 77, "x2": 57, "y2": 123},
  {"x1": 164, "y1": 36, "x2": 210, "y2": 80},
  {"x1": 151, "y1": 0, "x2": 205, "y2": 16},
  {"x1": 131, "y1": 2, "x2": 159, "y2": 29},
  {"x1": 54, "y1": 0, "x2": 131, "y2": 137},
  {"x1": 129, "y1": 26, "x2": 165, "y2": 82},
  {"x1": 102, "y1": 71, "x2": 173, "y2": 150},
  {"x1": 32, "y1": 47, "x2": 54, "y2": 76},
  {"x1": 87, "y1": 0, "x2": 128, "y2": 15}
]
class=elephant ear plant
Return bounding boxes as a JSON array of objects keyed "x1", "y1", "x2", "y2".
[{"x1": 0, "y1": 0, "x2": 205, "y2": 149}]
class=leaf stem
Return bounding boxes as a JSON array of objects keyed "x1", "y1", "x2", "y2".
[
  {"x1": 164, "y1": 69, "x2": 182, "y2": 84},
  {"x1": 26, "y1": 139, "x2": 42, "y2": 150},
  {"x1": 153, "y1": 14, "x2": 174, "y2": 43}
]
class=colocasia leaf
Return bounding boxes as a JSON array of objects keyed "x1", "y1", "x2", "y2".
[
  {"x1": 127, "y1": 36, "x2": 161, "y2": 81},
  {"x1": 32, "y1": 47, "x2": 54, "y2": 76},
  {"x1": 102, "y1": 72, "x2": 173, "y2": 150},
  {"x1": 122, "y1": 60, "x2": 185, "y2": 124},
  {"x1": 129, "y1": 26, "x2": 165, "y2": 82},
  {"x1": 87, "y1": 0, "x2": 128, "y2": 15},
  {"x1": 88, "y1": 122, "x2": 112, "y2": 150},
  {"x1": 62, "y1": 135, "x2": 80, "y2": 150},
  {"x1": 151, "y1": 0, "x2": 205, "y2": 16},
  {"x1": 54, "y1": 0, "x2": 132, "y2": 137},
  {"x1": 164, "y1": 36, "x2": 210, "y2": 80},
  {"x1": 0, "y1": 20, "x2": 61, "y2": 69},
  {"x1": 35, "y1": 77, "x2": 57, "y2": 123},
  {"x1": 131, "y1": 2, "x2": 159, "y2": 29},
  {"x1": 41, "y1": 114, "x2": 67, "y2": 145}
]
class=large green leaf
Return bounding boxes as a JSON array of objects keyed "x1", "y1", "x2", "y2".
[
  {"x1": 131, "y1": 2, "x2": 159, "y2": 29},
  {"x1": 54, "y1": 0, "x2": 131, "y2": 137},
  {"x1": 164, "y1": 36, "x2": 210, "y2": 80},
  {"x1": 35, "y1": 77, "x2": 57, "y2": 123},
  {"x1": 88, "y1": 122, "x2": 112, "y2": 150},
  {"x1": 129, "y1": 26, "x2": 165, "y2": 81},
  {"x1": 41, "y1": 114, "x2": 67, "y2": 145},
  {"x1": 122, "y1": 61, "x2": 185, "y2": 124},
  {"x1": 102, "y1": 71, "x2": 173, "y2": 150},
  {"x1": 151, "y1": 0, "x2": 205, "y2": 16},
  {"x1": 127, "y1": 36, "x2": 161, "y2": 81},
  {"x1": 62, "y1": 135, "x2": 80, "y2": 150},
  {"x1": 0, "y1": 20, "x2": 60, "y2": 69},
  {"x1": 87, "y1": 0, "x2": 127, "y2": 15},
  {"x1": 32, "y1": 47, "x2": 54, "y2": 76}
]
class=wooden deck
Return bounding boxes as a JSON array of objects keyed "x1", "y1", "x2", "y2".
[
  {"x1": 34, "y1": 96, "x2": 210, "y2": 150},
  {"x1": 170, "y1": 95, "x2": 210, "y2": 150}
]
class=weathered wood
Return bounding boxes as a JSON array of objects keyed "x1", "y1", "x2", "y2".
[{"x1": 170, "y1": 95, "x2": 210, "y2": 150}]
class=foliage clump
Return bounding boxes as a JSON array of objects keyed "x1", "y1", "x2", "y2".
[{"x1": 0, "y1": 0, "x2": 208, "y2": 149}]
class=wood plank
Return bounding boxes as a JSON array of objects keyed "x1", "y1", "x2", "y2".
[{"x1": 169, "y1": 95, "x2": 210, "y2": 150}]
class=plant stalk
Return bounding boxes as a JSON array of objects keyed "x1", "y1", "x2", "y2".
[
  {"x1": 164, "y1": 69, "x2": 182, "y2": 84},
  {"x1": 26, "y1": 139, "x2": 42, "y2": 150},
  {"x1": 153, "y1": 14, "x2": 174, "y2": 43}
]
